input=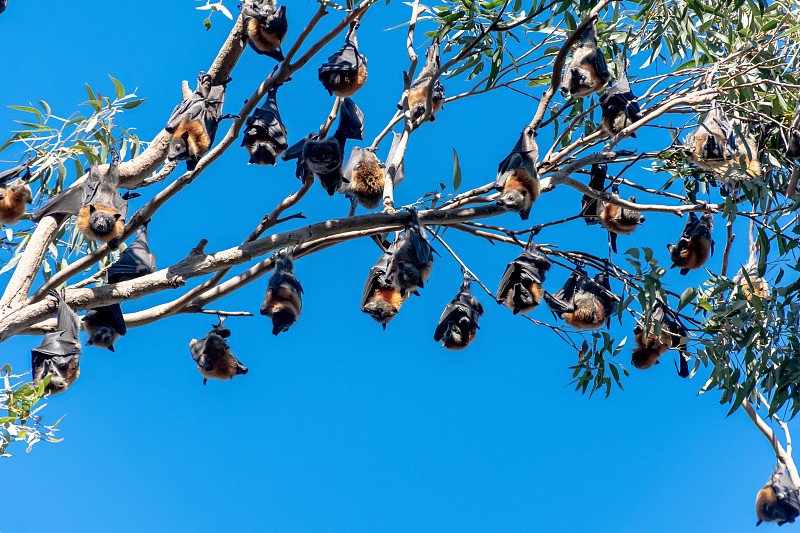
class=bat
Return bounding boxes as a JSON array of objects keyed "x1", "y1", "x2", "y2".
[
  {"x1": 756, "y1": 462, "x2": 800, "y2": 526},
  {"x1": 560, "y1": 22, "x2": 610, "y2": 98},
  {"x1": 667, "y1": 212, "x2": 714, "y2": 275},
  {"x1": 189, "y1": 318, "x2": 248, "y2": 385},
  {"x1": 303, "y1": 136, "x2": 344, "y2": 196},
  {"x1": 733, "y1": 241, "x2": 769, "y2": 301},
  {"x1": 599, "y1": 185, "x2": 645, "y2": 253},
  {"x1": 388, "y1": 209, "x2": 435, "y2": 297},
  {"x1": 242, "y1": 87, "x2": 288, "y2": 166},
  {"x1": 496, "y1": 234, "x2": 551, "y2": 315},
  {"x1": 165, "y1": 74, "x2": 228, "y2": 170},
  {"x1": 0, "y1": 163, "x2": 32, "y2": 226},
  {"x1": 334, "y1": 97, "x2": 365, "y2": 141},
  {"x1": 433, "y1": 272, "x2": 484, "y2": 350},
  {"x1": 107, "y1": 222, "x2": 157, "y2": 284},
  {"x1": 600, "y1": 57, "x2": 642, "y2": 137},
  {"x1": 361, "y1": 248, "x2": 407, "y2": 329},
  {"x1": 399, "y1": 38, "x2": 445, "y2": 122},
  {"x1": 241, "y1": 0, "x2": 288, "y2": 61},
  {"x1": 318, "y1": 24, "x2": 367, "y2": 97},
  {"x1": 581, "y1": 163, "x2": 606, "y2": 225},
  {"x1": 340, "y1": 147, "x2": 386, "y2": 210},
  {"x1": 544, "y1": 266, "x2": 617, "y2": 329},
  {"x1": 31, "y1": 160, "x2": 128, "y2": 243},
  {"x1": 282, "y1": 133, "x2": 316, "y2": 182},
  {"x1": 495, "y1": 126, "x2": 540, "y2": 220},
  {"x1": 683, "y1": 100, "x2": 737, "y2": 171},
  {"x1": 260, "y1": 249, "x2": 303, "y2": 335},
  {"x1": 83, "y1": 303, "x2": 127, "y2": 352},
  {"x1": 631, "y1": 298, "x2": 688, "y2": 371},
  {"x1": 31, "y1": 290, "x2": 81, "y2": 395}
]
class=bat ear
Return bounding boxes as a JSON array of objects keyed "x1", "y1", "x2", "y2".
[
  {"x1": 203, "y1": 378, "x2": 208, "y2": 386},
  {"x1": 89, "y1": 205, "x2": 97, "y2": 214},
  {"x1": 113, "y1": 213, "x2": 122, "y2": 221},
  {"x1": 108, "y1": 345, "x2": 115, "y2": 352},
  {"x1": 655, "y1": 360, "x2": 661, "y2": 365},
  {"x1": 86, "y1": 338, "x2": 93, "y2": 345}
]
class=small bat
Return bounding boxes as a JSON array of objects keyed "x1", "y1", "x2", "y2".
[
  {"x1": 31, "y1": 290, "x2": 81, "y2": 395},
  {"x1": 260, "y1": 249, "x2": 303, "y2": 335},
  {"x1": 242, "y1": 87, "x2": 288, "y2": 166},
  {"x1": 303, "y1": 136, "x2": 344, "y2": 196},
  {"x1": 581, "y1": 163, "x2": 606, "y2": 225},
  {"x1": 388, "y1": 209, "x2": 434, "y2": 297},
  {"x1": 31, "y1": 160, "x2": 127, "y2": 243},
  {"x1": 756, "y1": 462, "x2": 800, "y2": 526},
  {"x1": 667, "y1": 212, "x2": 714, "y2": 275},
  {"x1": 683, "y1": 100, "x2": 737, "y2": 171},
  {"x1": 600, "y1": 58, "x2": 642, "y2": 137},
  {"x1": 241, "y1": 0, "x2": 288, "y2": 61},
  {"x1": 361, "y1": 248, "x2": 406, "y2": 329},
  {"x1": 0, "y1": 163, "x2": 32, "y2": 226},
  {"x1": 107, "y1": 222, "x2": 157, "y2": 284},
  {"x1": 544, "y1": 266, "x2": 616, "y2": 330},
  {"x1": 399, "y1": 38, "x2": 445, "y2": 122},
  {"x1": 165, "y1": 74, "x2": 228, "y2": 170},
  {"x1": 83, "y1": 304, "x2": 127, "y2": 352},
  {"x1": 433, "y1": 273, "x2": 484, "y2": 350},
  {"x1": 340, "y1": 147, "x2": 386, "y2": 210},
  {"x1": 631, "y1": 298, "x2": 687, "y2": 371},
  {"x1": 318, "y1": 24, "x2": 367, "y2": 97},
  {"x1": 496, "y1": 234, "x2": 551, "y2": 315},
  {"x1": 599, "y1": 185, "x2": 645, "y2": 253},
  {"x1": 560, "y1": 22, "x2": 610, "y2": 98},
  {"x1": 495, "y1": 126, "x2": 540, "y2": 220},
  {"x1": 189, "y1": 318, "x2": 248, "y2": 385}
]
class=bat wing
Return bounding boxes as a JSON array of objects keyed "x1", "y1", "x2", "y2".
[
  {"x1": 496, "y1": 258, "x2": 520, "y2": 299},
  {"x1": 589, "y1": 45, "x2": 611, "y2": 82},
  {"x1": 31, "y1": 182, "x2": 89, "y2": 222},
  {"x1": 107, "y1": 303, "x2": 128, "y2": 336},
  {"x1": 360, "y1": 251, "x2": 393, "y2": 309},
  {"x1": 251, "y1": 89, "x2": 288, "y2": 149},
  {"x1": 336, "y1": 98, "x2": 365, "y2": 141},
  {"x1": 543, "y1": 290, "x2": 574, "y2": 315},
  {"x1": 383, "y1": 132, "x2": 405, "y2": 186},
  {"x1": 593, "y1": 272, "x2": 617, "y2": 317},
  {"x1": 413, "y1": 38, "x2": 441, "y2": 85},
  {"x1": 582, "y1": 164, "x2": 606, "y2": 224},
  {"x1": 283, "y1": 133, "x2": 315, "y2": 161},
  {"x1": 319, "y1": 27, "x2": 364, "y2": 73},
  {"x1": 108, "y1": 225, "x2": 156, "y2": 283},
  {"x1": 772, "y1": 471, "x2": 800, "y2": 513},
  {"x1": 201, "y1": 85, "x2": 227, "y2": 144},
  {"x1": 408, "y1": 209, "x2": 433, "y2": 265},
  {"x1": 32, "y1": 292, "x2": 82, "y2": 358},
  {"x1": 433, "y1": 300, "x2": 465, "y2": 341},
  {"x1": 339, "y1": 146, "x2": 361, "y2": 197},
  {"x1": 0, "y1": 163, "x2": 29, "y2": 187}
]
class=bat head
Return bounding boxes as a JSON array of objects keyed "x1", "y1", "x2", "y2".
[
  {"x1": 169, "y1": 132, "x2": 190, "y2": 161},
  {"x1": 303, "y1": 138, "x2": 342, "y2": 175},
  {"x1": 510, "y1": 282, "x2": 536, "y2": 313},
  {"x1": 10, "y1": 181, "x2": 33, "y2": 204},
  {"x1": 87, "y1": 325, "x2": 118, "y2": 351},
  {"x1": 33, "y1": 355, "x2": 81, "y2": 395},
  {"x1": 87, "y1": 206, "x2": 122, "y2": 237},
  {"x1": 631, "y1": 346, "x2": 662, "y2": 369},
  {"x1": 245, "y1": 136, "x2": 280, "y2": 166},
  {"x1": 496, "y1": 188, "x2": 528, "y2": 212}
]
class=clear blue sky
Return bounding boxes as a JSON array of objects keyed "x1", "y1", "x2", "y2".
[{"x1": 0, "y1": 1, "x2": 783, "y2": 532}]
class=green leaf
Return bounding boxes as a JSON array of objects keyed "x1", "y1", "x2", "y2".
[
  {"x1": 121, "y1": 99, "x2": 146, "y2": 110},
  {"x1": 678, "y1": 287, "x2": 696, "y2": 310},
  {"x1": 109, "y1": 75, "x2": 125, "y2": 100},
  {"x1": 452, "y1": 146, "x2": 462, "y2": 191}
]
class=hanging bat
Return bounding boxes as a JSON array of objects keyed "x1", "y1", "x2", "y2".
[
  {"x1": 189, "y1": 318, "x2": 248, "y2": 385},
  {"x1": 600, "y1": 57, "x2": 642, "y2": 137},
  {"x1": 733, "y1": 240, "x2": 769, "y2": 301},
  {"x1": 31, "y1": 290, "x2": 81, "y2": 395},
  {"x1": 340, "y1": 147, "x2": 386, "y2": 210},
  {"x1": 599, "y1": 185, "x2": 645, "y2": 253},
  {"x1": 683, "y1": 100, "x2": 737, "y2": 171},
  {"x1": 165, "y1": 74, "x2": 228, "y2": 170},
  {"x1": 388, "y1": 209, "x2": 435, "y2": 297},
  {"x1": 544, "y1": 266, "x2": 617, "y2": 329},
  {"x1": 242, "y1": 87, "x2": 288, "y2": 166},
  {"x1": 581, "y1": 163, "x2": 606, "y2": 225},
  {"x1": 241, "y1": 0, "x2": 287, "y2": 61},
  {"x1": 0, "y1": 163, "x2": 32, "y2": 226},
  {"x1": 399, "y1": 38, "x2": 445, "y2": 122},
  {"x1": 260, "y1": 249, "x2": 303, "y2": 335},
  {"x1": 31, "y1": 160, "x2": 127, "y2": 243},
  {"x1": 756, "y1": 462, "x2": 800, "y2": 526},
  {"x1": 667, "y1": 212, "x2": 714, "y2": 275},
  {"x1": 560, "y1": 22, "x2": 610, "y2": 98},
  {"x1": 318, "y1": 24, "x2": 367, "y2": 97},
  {"x1": 83, "y1": 303, "x2": 127, "y2": 352},
  {"x1": 303, "y1": 136, "x2": 344, "y2": 196},
  {"x1": 434, "y1": 273, "x2": 484, "y2": 350},
  {"x1": 361, "y1": 248, "x2": 406, "y2": 329},
  {"x1": 495, "y1": 126, "x2": 540, "y2": 220},
  {"x1": 107, "y1": 222, "x2": 157, "y2": 284},
  {"x1": 496, "y1": 234, "x2": 551, "y2": 315},
  {"x1": 631, "y1": 298, "x2": 688, "y2": 371}
]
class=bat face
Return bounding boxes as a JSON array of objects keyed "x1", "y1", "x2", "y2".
[
  {"x1": 33, "y1": 355, "x2": 81, "y2": 396},
  {"x1": 497, "y1": 241, "x2": 550, "y2": 315},
  {"x1": 560, "y1": 25, "x2": 610, "y2": 98},
  {"x1": 361, "y1": 251, "x2": 406, "y2": 328},
  {"x1": 165, "y1": 81, "x2": 226, "y2": 170},
  {"x1": 344, "y1": 148, "x2": 386, "y2": 210},
  {"x1": 244, "y1": 135, "x2": 281, "y2": 166},
  {"x1": 600, "y1": 199, "x2": 645, "y2": 235},
  {"x1": 0, "y1": 181, "x2": 33, "y2": 225},
  {"x1": 86, "y1": 326, "x2": 120, "y2": 351},
  {"x1": 83, "y1": 304, "x2": 127, "y2": 351}
]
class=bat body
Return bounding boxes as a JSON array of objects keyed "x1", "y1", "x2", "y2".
[
  {"x1": 631, "y1": 299, "x2": 688, "y2": 370},
  {"x1": 318, "y1": 25, "x2": 367, "y2": 97},
  {"x1": 667, "y1": 212, "x2": 714, "y2": 275},
  {"x1": 260, "y1": 249, "x2": 303, "y2": 335},
  {"x1": 581, "y1": 163, "x2": 606, "y2": 225},
  {"x1": 399, "y1": 38, "x2": 445, "y2": 122},
  {"x1": 560, "y1": 23, "x2": 610, "y2": 98},
  {"x1": 189, "y1": 319, "x2": 248, "y2": 385},
  {"x1": 242, "y1": 88, "x2": 288, "y2": 166},
  {"x1": 32, "y1": 162, "x2": 127, "y2": 243},
  {"x1": 107, "y1": 223, "x2": 157, "y2": 284},
  {"x1": 340, "y1": 147, "x2": 385, "y2": 210},
  {"x1": 599, "y1": 185, "x2": 645, "y2": 253},
  {"x1": 361, "y1": 249, "x2": 407, "y2": 328},
  {"x1": 241, "y1": 1, "x2": 287, "y2": 61},
  {"x1": 31, "y1": 291, "x2": 82, "y2": 395},
  {"x1": 684, "y1": 100, "x2": 737, "y2": 171},
  {"x1": 495, "y1": 126, "x2": 540, "y2": 220},
  {"x1": 165, "y1": 76, "x2": 227, "y2": 170},
  {"x1": 0, "y1": 174, "x2": 32, "y2": 225},
  {"x1": 756, "y1": 462, "x2": 800, "y2": 526},
  {"x1": 303, "y1": 136, "x2": 344, "y2": 196},
  {"x1": 388, "y1": 209, "x2": 434, "y2": 297},
  {"x1": 600, "y1": 61, "x2": 642, "y2": 137},
  {"x1": 434, "y1": 273, "x2": 484, "y2": 350},
  {"x1": 496, "y1": 236, "x2": 551, "y2": 315},
  {"x1": 83, "y1": 304, "x2": 127, "y2": 352},
  {"x1": 544, "y1": 267, "x2": 616, "y2": 329}
]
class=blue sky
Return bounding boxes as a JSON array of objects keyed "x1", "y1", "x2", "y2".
[{"x1": 0, "y1": 1, "x2": 785, "y2": 532}]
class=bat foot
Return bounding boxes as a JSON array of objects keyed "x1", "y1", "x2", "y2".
[{"x1": 381, "y1": 324, "x2": 386, "y2": 331}]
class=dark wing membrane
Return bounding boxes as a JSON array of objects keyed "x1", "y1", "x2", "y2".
[
  {"x1": 318, "y1": 29, "x2": 363, "y2": 73},
  {"x1": 31, "y1": 184, "x2": 87, "y2": 222},
  {"x1": 339, "y1": 147, "x2": 361, "y2": 197},
  {"x1": 336, "y1": 98, "x2": 365, "y2": 141},
  {"x1": 360, "y1": 251, "x2": 392, "y2": 308},
  {"x1": 433, "y1": 300, "x2": 463, "y2": 341},
  {"x1": 582, "y1": 164, "x2": 606, "y2": 224},
  {"x1": 0, "y1": 163, "x2": 28, "y2": 187},
  {"x1": 107, "y1": 303, "x2": 128, "y2": 336},
  {"x1": 384, "y1": 132, "x2": 405, "y2": 186},
  {"x1": 107, "y1": 226, "x2": 156, "y2": 283},
  {"x1": 32, "y1": 293, "x2": 81, "y2": 358}
]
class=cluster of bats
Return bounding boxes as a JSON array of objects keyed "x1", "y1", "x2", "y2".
[{"x1": 0, "y1": 1, "x2": 794, "y2": 517}]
